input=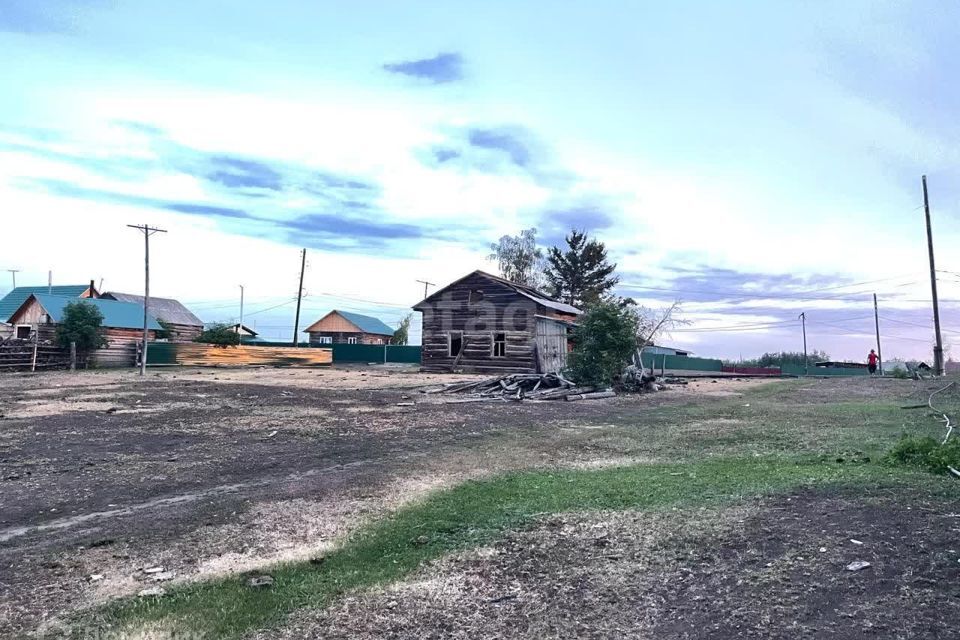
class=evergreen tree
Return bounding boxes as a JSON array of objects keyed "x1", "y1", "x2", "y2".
[{"x1": 544, "y1": 230, "x2": 619, "y2": 306}]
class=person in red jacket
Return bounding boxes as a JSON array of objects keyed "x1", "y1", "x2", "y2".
[{"x1": 867, "y1": 349, "x2": 879, "y2": 375}]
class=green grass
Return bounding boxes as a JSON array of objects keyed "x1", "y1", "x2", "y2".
[{"x1": 82, "y1": 459, "x2": 936, "y2": 639}]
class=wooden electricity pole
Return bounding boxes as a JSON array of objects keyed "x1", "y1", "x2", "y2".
[
  {"x1": 873, "y1": 293, "x2": 883, "y2": 376},
  {"x1": 127, "y1": 224, "x2": 167, "y2": 376},
  {"x1": 292, "y1": 248, "x2": 306, "y2": 346},
  {"x1": 7, "y1": 269, "x2": 19, "y2": 289},
  {"x1": 799, "y1": 312, "x2": 808, "y2": 376},
  {"x1": 922, "y1": 175, "x2": 945, "y2": 376}
]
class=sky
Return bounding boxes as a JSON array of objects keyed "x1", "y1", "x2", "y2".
[{"x1": 1, "y1": 0, "x2": 959, "y2": 360}]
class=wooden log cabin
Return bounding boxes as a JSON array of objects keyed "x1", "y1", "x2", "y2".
[
  {"x1": 413, "y1": 270, "x2": 581, "y2": 374},
  {"x1": 102, "y1": 292, "x2": 204, "y2": 342},
  {"x1": 7, "y1": 294, "x2": 163, "y2": 367},
  {"x1": 0, "y1": 283, "x2": 98, "y2": 338}
]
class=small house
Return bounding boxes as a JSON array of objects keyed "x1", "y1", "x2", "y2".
[
  {"x1": 7, "y1": 294, "x2": 162, "y2": 366},
  {"x1": 305, "y1": 310, "x2": 394, "y2": 345},
  {"x1": 413, "y1": 270, "x2": 581, "y2": 374},
  {"x1": 1, "y1": 284, "x2": 99, "y2": 338},
  {"x1": 102, "y1": 292, "x2": 203, "y2": 342}
]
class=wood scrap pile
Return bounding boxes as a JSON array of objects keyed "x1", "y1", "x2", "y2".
[{"x1": 424, "y1": 373, "x2": 615, "y2": 402}]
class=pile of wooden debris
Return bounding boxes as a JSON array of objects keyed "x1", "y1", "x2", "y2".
[{"x1": 424, "y1": 373, "x2": 618, "y2": 402}]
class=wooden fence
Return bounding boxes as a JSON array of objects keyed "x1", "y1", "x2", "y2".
[
  {"x1": 147, "y1": 342, "x2": 332, "y2": 367},
  {"x1": 0, "y1": 338, "x2": 70, "y2": 370}
]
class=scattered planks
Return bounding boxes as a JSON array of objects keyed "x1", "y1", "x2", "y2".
[{"x1": 424, "y1": 373, "x2": 614, "y2": 402}]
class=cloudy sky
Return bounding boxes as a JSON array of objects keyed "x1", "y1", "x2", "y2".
[{"x1": 1, "y1": 0, "x2": 959, "y2": 360}]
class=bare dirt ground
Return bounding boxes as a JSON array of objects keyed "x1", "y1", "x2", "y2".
[
  {"x1": 2, "y1": 368, "x2": 956, "y2": 639},
  {"x1": 0, "y1": 367, "x2": 761, "y2": 637}
]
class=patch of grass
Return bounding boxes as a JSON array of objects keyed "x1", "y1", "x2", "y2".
[
  {"x1": 80, "y1": 459, "x2": 935, "y2": 639},
  {"x1": 884, "y1": 435, "x2": 960, "y2": 474}
]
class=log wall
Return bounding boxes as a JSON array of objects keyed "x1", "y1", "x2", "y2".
[{"x1": 417, "y1": 272, "x2": 539, "y2": 374}]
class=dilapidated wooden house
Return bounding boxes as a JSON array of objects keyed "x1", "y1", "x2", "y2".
[{"x1": 413, "y1": 270, "x2": 580, "y2": 374}]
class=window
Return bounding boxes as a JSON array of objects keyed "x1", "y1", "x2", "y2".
[
  {"x1": 449, "y1": 331, "x2": 463, "y2": 356},
  {"x1": 316, "y1": 336, "x2": 332, "y2": 344},
  {"x1": 16, "y1": 325, "x2": 31, "y2": 339},
  {"x1": 347, "y1": 336, "x2": 359, "y2": 344},
  {"x1": 492, "y1": 332, "x2": 506, "y2": 357},
  {"x1": 469, "y1": 289, "x2": 484, "y2": 303}
]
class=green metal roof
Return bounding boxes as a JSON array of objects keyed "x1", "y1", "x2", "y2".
[
  {"x1": 0, "y1": 285, "x2": 90, "y2": 323},
  {"x1": 335, "y1": 310, "x2": 395, "y2": 336},
  {"x1": 28, "y1": 294, "x2": 163, "y2": 330}
]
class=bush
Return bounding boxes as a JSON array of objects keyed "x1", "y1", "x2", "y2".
[
  {"x1": 884, "y1": 435, "x2": 960, "y2": 474},
  {"x1": 567, "y1": 300, "x2": 639, "y2": 387},
  {"x1": 56, "y1": 301, "x2": 108, "y2": 353},
  {"x1": 194, "y1": 323, "x2": 240, "y2": 346}
]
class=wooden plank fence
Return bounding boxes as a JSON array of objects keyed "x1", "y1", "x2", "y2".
[
  {"x1": 0, "y1": 338, "x2": 70, "y2": 370},
  {"x1": 148, "y1": 342, "x2": 332, "y2": 367}
]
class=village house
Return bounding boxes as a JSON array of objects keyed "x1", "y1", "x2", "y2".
[
  {"x1": 101, "y1": 292, "x2": 203, "y2": 342},
  {"x1": 305, "y1": 310, "x2": 395, "y2": 345},
  {"x1": 0, "y1": 283, "x2": 100, "y2": 339},
  {"x1": 7, "y1": 294, "x2": 162, "y2": 365},
  {"x1": 413, "y1": 270, "x2": 581, "y2": 374}
]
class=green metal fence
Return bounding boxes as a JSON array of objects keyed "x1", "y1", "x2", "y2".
[
  {"x1": 644, "y1": 354, "x2": 724, "y2": 372},
  {"x1": 332, "y1": 344, "x2": 421, "y2": 364},
  {"x1": 145, "y1": 342, "x2": 177, "y2": 365}
]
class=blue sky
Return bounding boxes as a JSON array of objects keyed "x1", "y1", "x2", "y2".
[{"x1": 1, "y1": 0, "x2": 959, "y2": 359}]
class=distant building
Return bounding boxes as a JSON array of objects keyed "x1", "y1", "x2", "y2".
[
  {"x1": 305, "y1": 310, "x2": 395, "y2": 345},
  {"x1": 1, "y1": 284, "x2": 98, "y2": 338},
  {"x1": 641, "y1": 345, "x2": 691, "y2": 357},
  {"x1": 413, "y1": 270, "x2": 581, "y2": 374},
  {"x1": 102, "y1": 292, "x2": 203, "y2": 342}
]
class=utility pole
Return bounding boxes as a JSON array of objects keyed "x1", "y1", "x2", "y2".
[
  {"x1": 922, "y1": 175, "x2": 945, "y2": 376},
  {"x1": 238, "y1": 285, "x2": 244, "y2": 346},
  {"x1": 873, "y1": 293, "x2": 883, "y2": 376},
  {"x1": 127, "y1": 224, "x2": 167, "y2": 376},
  {"x1": 416, "y1": 279, "x2": 435, "y2": 300},
  {"x1": 6, "y1": 269, "x2": 19, "y2": 289},
  {"x1": 292, "y1": 248, "x2": 306, "y2": 346},
  {"x1": 799, "y1": 312, "x2": 808, "y2": 376}
]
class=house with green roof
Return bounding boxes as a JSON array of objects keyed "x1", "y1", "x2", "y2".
[
  {"x1": 0, "y1": 284, "x2": 98, "y2": 336},
  {"x1": 7, "y1": 293, "x2": 162, "y2": 340},
  {"x1": 304, "y1": 310, "x2": 395, "y2": 345}
]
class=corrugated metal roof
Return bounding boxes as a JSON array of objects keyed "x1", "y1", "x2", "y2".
[
  {"x1": 27, "y1": 294, "x2": 163, "y2": 330},
  {"x1": 103, "y1": 292, "x2": 203, "y2": 327},
  {"x1": 0, "y1": 285, "x2": 90, "y2": 323},
  {"x1": 332, "y1": 310, "x2": 395, "y2": 336}
]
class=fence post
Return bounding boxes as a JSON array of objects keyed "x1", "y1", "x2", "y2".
[
  {"x1": 30, "y1": 332, "x2": 38, "y2": 372},
  {"x1": 384, "y1": 343, "x2": 387, "y2": 364},
  {"x1": 70, "y1": 341, "x2": 76, "y2": 371}
]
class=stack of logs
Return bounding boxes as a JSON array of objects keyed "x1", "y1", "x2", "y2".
[
  {"x1": 0, "y1": 337, "x2": 70, "y2": 370},
  {"x1": 424, "y1": 373, "x2": 617, "y2": 402}
]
